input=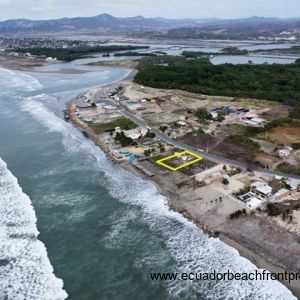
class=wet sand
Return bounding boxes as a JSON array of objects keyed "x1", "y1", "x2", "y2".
[
  {"x1": 0, "y1": 54, "x2": 45, "y2": 70},
  {"x1": 66, "y1": 75, "x2": 300, "y2": 298},
  {"x1": 3, "y1": 56, "x2": 298, "y2": 297}
]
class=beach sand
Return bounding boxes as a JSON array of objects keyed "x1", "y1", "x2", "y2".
[
  {"x1": 4, "y1": 56, "x2": 298, "y2": 297},
  {"x1": 0, "y1": 54, "x2": 45, "y2": 70},
  {"x1": 66, "y1": 74, "x2": 300, "y2": 298}
]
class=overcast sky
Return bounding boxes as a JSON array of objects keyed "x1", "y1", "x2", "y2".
[{"x1": 0, "y1": 0, "x2": 299, "y2": 21}]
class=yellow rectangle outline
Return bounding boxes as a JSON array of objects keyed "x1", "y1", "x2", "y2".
[{"x1": 156, "y1": 150, "x2": 203, "y2": 171}]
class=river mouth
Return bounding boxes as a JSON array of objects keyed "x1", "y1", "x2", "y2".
[{"x1": 0, "y1": 46, "x2": 297, "y2": 299}]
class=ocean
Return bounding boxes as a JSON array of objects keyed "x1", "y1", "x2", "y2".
[{"x1": 0, "y1": 60, "x2": 297, "y2": 299}]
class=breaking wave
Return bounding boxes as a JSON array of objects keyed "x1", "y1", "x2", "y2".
[
  {"x1": 21, "y1": 95, "x2": 105, "y2": 158},
  {"x1": 23, "y1": 94, "x2": 296, "y2": 299},
  {"x1": 0, "y1": 68, "x2": 43, "y2": 92},
  {"x1": 99, "y1": 161, "x2": 296, "y2": 300},
  {"x1": 0, "y1": 158, "x2": 68, "y2": 299}
]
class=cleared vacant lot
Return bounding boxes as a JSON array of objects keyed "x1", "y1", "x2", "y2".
[{"x1": 258, "y1": 126, "x2": 300, "y2": 145}]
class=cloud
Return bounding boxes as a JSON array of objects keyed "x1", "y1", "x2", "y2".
[{"x1": 0, "y1": 0, "x2": 299, "y2": 20}]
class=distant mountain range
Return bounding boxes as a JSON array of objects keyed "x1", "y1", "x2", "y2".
[
  {"x1": 0, "y1": 14, "x2": 209, "y2": 34},
  {"x1": 167, "y1": 16, "x2": 300, "y2": 40},
  {"x1": 0, "y1": 14, "x2": 299, "y2": 37}
]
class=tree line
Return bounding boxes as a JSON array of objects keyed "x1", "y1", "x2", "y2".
[{"x1": 135, "y1": 56, "x2": 300, "y2": 107}]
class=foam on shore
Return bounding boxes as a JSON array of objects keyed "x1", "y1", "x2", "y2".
[
  {"x1": 0, "y1": 68, "x2": 42, "y2": 92},
  {"x1": 0, "y1": 158, "x2": 68, "y2": 299},
  {"x1": 97, "y1": 161, "x2": 296, "y2": 299},
  {"x1": 19, "y1": 73, "x2": 296, "y2": 300}
]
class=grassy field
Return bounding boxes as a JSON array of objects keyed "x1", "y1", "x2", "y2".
[
  {"x1": 258, "y1": 126, "x2": 300, "y2": 145},
  {"x1": 172, "y1": 109, "x2": 187, "y2": 114},
  {"x1": 276, "y1": 163, "x2": 300, "y2": 176},
  {"x1": 91, "y1": 117, "x2": 138, "y2": 134},
  {"x1": 88, "y1": 59, "x2": 139, "y2": 69},
  {"x1": 233, "y1": 98, "x2": 280, "y2": 109}
]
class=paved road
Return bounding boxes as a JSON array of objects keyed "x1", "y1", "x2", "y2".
[{"x1": 99, "y1": 98, "x2": 300, "y2": 180}]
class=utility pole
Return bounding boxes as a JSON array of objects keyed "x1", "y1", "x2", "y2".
[{"x1": 206, "y1": 141, "x2": 210, "y2": 153}]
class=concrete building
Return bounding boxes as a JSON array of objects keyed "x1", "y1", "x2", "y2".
[
  {"x1": 76, "y1": 99, "x2": 91, "y2": 109},
  {"x1": 103, "y1": 105, "x2": 117, "y2": 113},
  {"x1": 239, "y1": 193, "x2": 262, "y2": 209},
  {"x1": 277, "y1": 146, "x2": 293, "y2": 158},
  {"x1": 250, "y1": 181, "x2": 273, "y2": 200},
  {"x1": 140, "y1": 127, "x2": 149, "y2": 137},
  {"x1": 124, "y1": 129, "x2": 142, "y2": 140},
  {"x1": 177, "y1": 121, "x2": 188, "y2": 127},
  {"x1": 244, "y1": 117, "x2": 266, "y2": 127},
  {"x1": 115, "y1": 126, "x2": 122, "y2": 133},
  {"x1": 286, "y1": 178, "x2": 300, "y2": 191}
]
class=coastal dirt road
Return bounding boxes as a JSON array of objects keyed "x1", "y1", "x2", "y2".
[{"x1": 118, "y1": 107, "x2": 300, "y2": 180}]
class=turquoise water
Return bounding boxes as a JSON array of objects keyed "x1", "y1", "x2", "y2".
[{"x1": 0, "y1": 61, "x2": 297, "y2": 299}]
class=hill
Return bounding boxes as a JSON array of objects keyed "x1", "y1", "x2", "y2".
[{"x1": 0, "y1": 14, "x2": 299, "y2": 39}]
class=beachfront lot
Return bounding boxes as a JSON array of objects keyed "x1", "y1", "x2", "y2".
[{"x1": 67, "y1": 76, "x2": 300, "y2": 297}]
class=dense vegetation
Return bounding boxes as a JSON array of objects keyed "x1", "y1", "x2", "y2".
[
  {"x1": 194, "y1": 108, "x2": 212, "y2": 124},
  {"x1": 266, "y1": 46, "x2": 300, "y2": 55},
  {"x1": 276, "y1": 163, "x2": 300, "y2": 176},
  {"x1": 182, "y1": 47, "x2": 249, "y2": 58},
  {"x1": 15, "y1": 45, "x2": 149, "y2": 61},
  {"x1": 229, "y1": 209, "x2": 247, "y2": 219},
  {"x1": 135, "y1": 56, "x2": 300, "y2": 106},
  {"x1": 114, "y1": 131, "x2": 137, "y2": 147},
  {"x1": 91, "y1": 117, "x2": 137, "y2": 134},
  {"x1": 266, "y1": 202, "x2": 300, "y2": 220},
  {"x1": 114, "y1": 51, "x2": 156, "y2": 57}
]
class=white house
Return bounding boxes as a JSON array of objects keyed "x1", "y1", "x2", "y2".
[
  {"x1": 247, "y1": 196, "x2": 263, "y2": 209},
  {"x1": 239, "y1": 193, "x2": 262, "y2": 209},
  {"x1": 124, "y1": 129, "x2": 141, "y2": 140},
  {"x1": 211, "y1": 112, "x2": 219, "y2": 120},
  {"x1": 177, "y1": 121, "x2": 188, "y2": 127},
  {"x1": 286, "y1": 178, "x2": 300, "y2": 191},
  {"x1": 140, "y1": 127, "x2": 149, "y2": 137},
  {"x1": 244, "y1": 117, "x2": 266, "y2": 127},
  {"x1": 277, "y1": 146, "x2": 293, "y2": 158},
  {"x1": 250, "y1": 181, "x2": 273, "y2": 200},
  {"x1": 103, "y1": 105, "x2": 117, "y2": 112},
  {"x1": 115, "y1": 126, "x2": 122, "y2": 133}
]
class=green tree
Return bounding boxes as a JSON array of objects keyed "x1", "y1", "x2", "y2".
[
  {"x1": 194, "y1": 108, "x2": 212, "y2": 124},
  {"x1": 114, "y1": 132, "x2": 136, "y2": 147},
  {"x1": 223, "y1": 178, "x2": 229, "y2": 185}
]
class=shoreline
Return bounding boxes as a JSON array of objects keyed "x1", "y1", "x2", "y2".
[
  {"x1": 3, "y1": 55, "x2": 298, "y2": 297},
  {"x1": 122, "y1": 162, "x2": 300, "y2": 298},
  {"x1": 0, "y1": 53, "x2": 46, "y2": 71},
  {"x1": 66, "y1": 76, "x2": 300, "y2": 297}
]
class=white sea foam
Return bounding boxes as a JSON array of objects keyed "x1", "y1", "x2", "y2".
[
  {"x1": 18, "y1": 72, "x2": 43, "y2": 91},
  {"x1": 99, "y1": 167, "x2": 296, "y2": 300},
  {"x1": 0, "y1": 158, "x2": 68, "y2": 300},
  {"x1": 21, "y1": 95, "x2": 106, "y2": 159},
  {"x1": 21, "y1": 95, "x2": 67, "y2": 132},
  {"x1": 20, "y1": 79, "x2": 297, "y2": 299},
  {"x1": 0, "y1": 68, "x2": 42, "y2": 92},
  {"x1": 103, "y1": 210, "x2": 139, "y2": 248}
]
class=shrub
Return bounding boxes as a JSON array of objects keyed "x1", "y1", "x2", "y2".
[{"x1": 114, "y1": 132, "x2": 137, "y2": 147}]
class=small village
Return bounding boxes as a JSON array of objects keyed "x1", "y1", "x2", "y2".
[
  {"x1": 67, "y1": 80, "x2": 300, "y2": 237},
  {"x1": 0, "y1": 37, "x2": 99, "y2": 52},
  {"x1": 2, "y1": 5, "x2": 300, "y2": 299}
]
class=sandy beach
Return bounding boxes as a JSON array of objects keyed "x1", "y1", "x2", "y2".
[
  {"x1": 0, "y1": 53, "x2": 45, "y2": 70},
  {"x1": 65, "y1": 67, "x2": 300, "y2": 298},
  {"x1": 2, "y1": 53, "x2": 298, "y2": 297}
]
